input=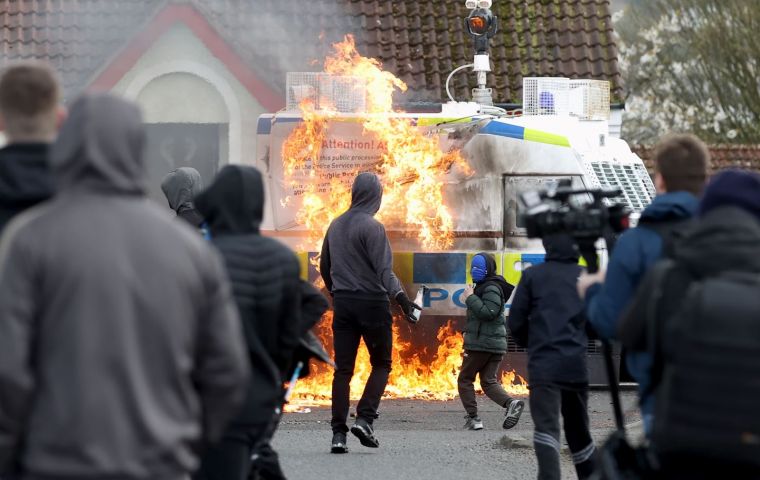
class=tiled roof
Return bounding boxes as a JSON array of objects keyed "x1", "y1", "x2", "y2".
[
  {"x1": 343, "y1": 0, "x2": 623, "y2": 104},
  {"x1": 1, "y1": 0, "x2": 623, "y2": 105},
  {"x1": 0, "y1": 0, "x2": 160, "y2": 99},
  {"x1": 633, "y1": 145, "x2": 760, "y2": 174}
]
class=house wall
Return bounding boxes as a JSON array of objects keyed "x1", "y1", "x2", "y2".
[{"x1": 109, "y1": 22, "x2": 268, "y2": 167}]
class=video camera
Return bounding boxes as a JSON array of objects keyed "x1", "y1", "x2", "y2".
[{"x1": 519, "y1": 179, "x2": 631, "y2": 272}]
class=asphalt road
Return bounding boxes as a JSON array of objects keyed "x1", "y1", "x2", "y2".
[{"x1": 273, "y1": 391, "x2": 641, "y2": 480}]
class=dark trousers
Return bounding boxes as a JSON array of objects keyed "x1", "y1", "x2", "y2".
[
  {"x1": 331, "y1": 297, "x2": 392, "y2": 434},
  {"x1": 530, "y1": 384, "x2": 596, "y2": 480},
  {"x1": 457, "y1": 350, "x2": 513, "y2": 417},
  {"x1": 194, "y1": 423, "x2": 270, "y2": 480}
]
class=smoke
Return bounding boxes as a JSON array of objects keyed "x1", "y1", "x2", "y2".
[{"x1": 197, "y1": 0, "x2": 360, "y2": 96}]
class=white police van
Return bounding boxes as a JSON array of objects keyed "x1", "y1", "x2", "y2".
[{"x1": 255, "y1": 76, "x2": 654, "y2": 383}]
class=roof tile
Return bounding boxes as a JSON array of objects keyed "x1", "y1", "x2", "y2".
[
  {"x1": 633, "y1": 145, "x2": 760, "y2": 174},
  {"x1": 1, "y1": 0, "x2": 623, "y2": 104}
]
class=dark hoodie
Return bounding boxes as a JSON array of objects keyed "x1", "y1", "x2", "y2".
[
  {"x1": 320, "y1": 172, "x2": 402, "y2": 301},
  {"x1": 0, "y1": 142, "x2": 53, "y2": 234},
  {"x1": 0, "y1": 94, "x2": 249, "y2": 479},
  {"x1": 508, "y1": 234, "x2": 588, "y2": 384},
  {"x1": 161, "y1": 167, "x2": 204, "y2": 227},
  {"x1": 196, "y1": 165, "x2": 303, "y2": 427},
  {"x1": 473, "y1": 252, "x2": 514, "y2": 301}
]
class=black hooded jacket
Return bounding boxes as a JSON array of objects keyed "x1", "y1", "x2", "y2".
[
  {"x1": 319, "y1": 172, "x2": 402, "y2": 301},
  {"x1": 508, "y1": 234, "x2": 588, "y2": 384},
  {"x1": 196, "y1": 165, "x2": 302, "y2": 427},
  {"x1": 161, "y1": 167, "x2": 204, "y2": 228},
  {"x1": 0, "y1": 143, "x2": 53, "y2": 234}
]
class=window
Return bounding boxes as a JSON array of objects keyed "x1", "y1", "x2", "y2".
[
  {"x1": 503, "y1": 175, "x2": 585, "y2": 237},
  {"x1": 144, "y1": 123, "x2": 227, "y2": 204}
]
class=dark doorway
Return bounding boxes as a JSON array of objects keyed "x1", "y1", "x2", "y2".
[{"x1": 144, "y1": 123, "x2": 226, "y2": 204}]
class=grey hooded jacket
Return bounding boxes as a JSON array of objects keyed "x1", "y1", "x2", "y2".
[
  {"x1": 161, "y1": 167, "x2": 204, "y2": 227},
  {"x1": 320, "y1": 172, "x2": 402, "y2": 301},
  {"x1": 0, "y1": 94, "x2": 249, "y2": 479}
]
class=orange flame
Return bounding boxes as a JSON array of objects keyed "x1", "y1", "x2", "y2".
[
  {"x1": 281, "y1": 35, "x2": 505, "y2": 408},
  {"x1": 289, "y1": 316, "x2": 529, "y2": 407},
  {"x1": 281, "y1": 34, "x2": 471, "y2": 251}
]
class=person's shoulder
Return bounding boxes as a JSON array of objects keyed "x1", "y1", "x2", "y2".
[
  {"x1": 0, "y1": 196, "x2": 60, "y2": 244},
  {"x1": 616, "y1": 224, "x2": 662, "y2": 252},
  {"x1": 139, "y1": 201, "x2": 216, "y2": 256}
]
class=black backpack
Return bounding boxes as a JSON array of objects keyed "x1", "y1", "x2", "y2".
[
  {"x1": 637, "y1": 217, "x2": 694, "y2": 259},
  {"x1": 648, "y1": 268, "x2": 760, "y2": 466}
]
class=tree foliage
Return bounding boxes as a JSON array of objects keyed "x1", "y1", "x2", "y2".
[{"x1": 617, "y1": 0, "x2": 760, "y2": 144}]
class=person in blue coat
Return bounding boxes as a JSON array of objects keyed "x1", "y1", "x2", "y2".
[{"x1": 577, "y1": 134, "x2": 710, "y2": 435}]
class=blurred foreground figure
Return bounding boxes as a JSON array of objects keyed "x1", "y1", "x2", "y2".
[
  {"x1": 619, "y1": 170, "x2": 760, "y2": 479},
  {"x1": 194, "y1": 165, "x2": 303, "y2": 480},
  {"x1": 578, "y1": 134, "x2": 709, "y2": 435},
  {"x1": 0, "y1": 62, "x2": 61, "y2": 233},
  {"x1": 0, "y1": 94, "x2": 249, "y2": 480},
  {"x1": 161, "y1": 166, "x2": 205, "y2": 227}
]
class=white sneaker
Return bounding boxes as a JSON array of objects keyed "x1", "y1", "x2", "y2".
[
  {"x1": 464, "y1": 415, "x2": 484, "y2": 430},
  {"x1": 503, "y1": 399, "x2": 525, "y2": 429}
]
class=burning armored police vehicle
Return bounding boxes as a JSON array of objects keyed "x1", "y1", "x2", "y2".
[{"x1": 254, "y1": 2, "x2": 653, "y2": 406}]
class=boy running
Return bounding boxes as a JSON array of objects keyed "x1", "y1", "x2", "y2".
[{"x1": 458, "y1": 252, "x2": 524, "y2": 430}]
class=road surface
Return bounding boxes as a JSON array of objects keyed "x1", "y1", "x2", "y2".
[{"x1": 274, "y1": 391, "x2": 641, "y2": 479}]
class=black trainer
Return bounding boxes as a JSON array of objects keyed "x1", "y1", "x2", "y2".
[
  {"x1": 350, "y1": 418, "x2": 380, "y2": 448},
  {"x1": 503, "y1": 399, "x2": 525, "y2": 429},
  {"x1": 331, "y1": 432, "x2": 348, "y2": 454}
]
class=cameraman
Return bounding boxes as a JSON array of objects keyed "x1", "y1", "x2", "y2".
[
  {"x1": 509, "y1": 234, "x2": 596, "y2": 480},
  {"x1": 577, "y1": 134, "x2": 709, "y2": 434}
]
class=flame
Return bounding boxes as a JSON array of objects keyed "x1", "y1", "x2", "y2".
[
  {"x1": 281, "y1": 36, "x2": 510, "y2": 409},
  {"x1": 281, "y1": 34, "x2": 471, "y2": 251},
  {"x1": 288, "y1": 316, "x2": 529, "y2": 407}
]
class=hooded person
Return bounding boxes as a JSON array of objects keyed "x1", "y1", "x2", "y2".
[
  {"x1": 458, "y1": 252, "x2": 523, "y2": 431},
  {"x1": 161, "y1": 167, "x2": 204, "y2": 228},
  {"x1": 508, "y1": 234, "x2": 597, "y2": 480},
  {"x1": 319, "y1": 171, "x2": 420, "y2": 454},
  {"x1": 0, "y1": 93, "x2": 249, "y2": 480},
  {"x1": 194, "y1": 164, "x2": 304, "y2": 480}
]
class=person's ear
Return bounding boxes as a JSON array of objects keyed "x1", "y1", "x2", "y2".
[
  {"x1": 654, "y1": 172, "x2": 667, "y2": 194},
  {"x1": 55, "y1": 105, "x2": 67, "y2": 130}
]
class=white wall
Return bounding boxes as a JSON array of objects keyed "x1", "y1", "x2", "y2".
[{"x1": 110, "y1": 22, "x2": 268, "y2": 167}]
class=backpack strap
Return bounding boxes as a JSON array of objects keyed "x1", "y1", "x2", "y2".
[
  {"x1": 642, "y1": 259, "x2": 699, "y2": 397},
  {"x1": 637, "y1": 217, "x2": 694, "y2": 258},
  {"x1": 643, "y1": 260, "x2": 674, "y2": 397}
]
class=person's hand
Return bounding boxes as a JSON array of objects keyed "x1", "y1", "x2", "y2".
[
  {"x1": 395, "y1": 291, "x2": 422, "y2": 323},
  {"x1": 462, "y1": 284, "x2": 474, "y2": 298},
  {"x1": 577, "y1": 270, "x2": 606, "y2": 300}
]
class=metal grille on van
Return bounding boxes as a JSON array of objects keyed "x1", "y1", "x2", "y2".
[{"x1": 590, "y1": 162, "x2": 656, "y2": 213}]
